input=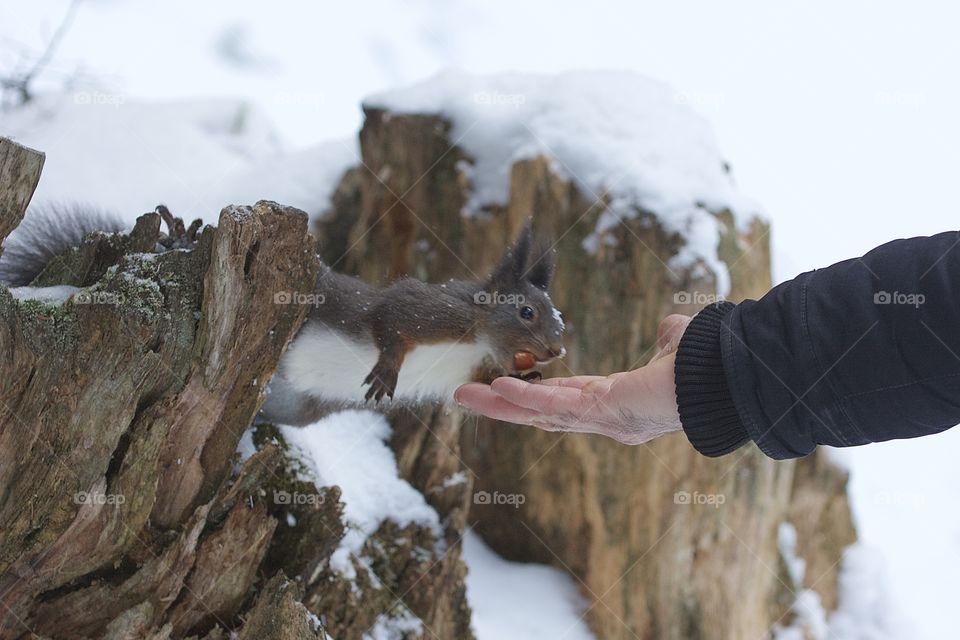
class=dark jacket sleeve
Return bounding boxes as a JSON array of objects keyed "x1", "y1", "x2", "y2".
[{"x1": 674, "y1": 230, "x2": 960, "y2": 459}]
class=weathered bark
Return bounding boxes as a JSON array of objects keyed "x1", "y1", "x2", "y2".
[
  {"x1": 237, "y1": 573, "x2": 329, "y2": 640},
  {"x1": 0, "y1": 138, "x2": 44, "y2": 250},
  {"x1": 315, "y1": 107, "x2": 858, "y2": 640}
]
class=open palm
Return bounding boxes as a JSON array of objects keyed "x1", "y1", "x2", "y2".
[{"x1": 454, "y1": 315, "x2": 691, "y2": 445}]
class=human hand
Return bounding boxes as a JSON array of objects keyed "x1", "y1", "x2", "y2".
[{"x1": 454, "y1": 315, "x2": 692, "y2": 445}]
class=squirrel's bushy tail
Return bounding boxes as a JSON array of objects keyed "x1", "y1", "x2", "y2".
[{"x1": 0, "y1": 203, "x2": 126, "y2": 287}]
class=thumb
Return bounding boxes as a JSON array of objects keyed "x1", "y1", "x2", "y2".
[{"x1": 650, "y1": 314, "x2": 691, "y2": 362}]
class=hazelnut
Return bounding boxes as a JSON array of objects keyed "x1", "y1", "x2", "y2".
[{"x1": 513, "y1": 351, "x2": 537, "y2": 371}]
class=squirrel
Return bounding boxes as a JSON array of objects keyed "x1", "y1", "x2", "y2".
[
  {"x1": 0, "y1": 205, "x2": 566, "y2": 425},
  {"x1": 261, "y1": 220, "x2": 566, "y2": 424}
]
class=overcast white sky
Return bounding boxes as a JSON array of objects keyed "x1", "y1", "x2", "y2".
[
  {"x1": 4, "y1": 1, "x2": 960, "y2": 637},
  {"x1": 6, "y1": 0, "x2": 960, "y2": 277}
]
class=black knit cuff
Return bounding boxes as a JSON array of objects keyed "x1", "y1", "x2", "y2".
[{"x1": 674, "y1": 301, "x2": 749, "y2": 457}]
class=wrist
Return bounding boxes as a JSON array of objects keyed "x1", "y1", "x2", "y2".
[{"x1": 652, "y1": 352, "x2": 683, "y2": 433}]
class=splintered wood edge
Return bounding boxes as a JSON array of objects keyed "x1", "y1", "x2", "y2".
[{"x1": 0, "y1": 137, "x2": 45, "y2": 248}]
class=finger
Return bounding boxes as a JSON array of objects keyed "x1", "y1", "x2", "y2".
[
  {"x1": 489, "y1": 376, "x2": 591, "y2": 416},
  {"x1": 454, "y1": 383, "x2": 541, "y2": 423},
  {"x1": 537, "y1": 375, "x2": 607, "y2": 389}
]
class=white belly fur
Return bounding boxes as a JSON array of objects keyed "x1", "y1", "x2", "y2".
[{"x1": 281, "y1": 324, "x2": 492, "y2": 405}]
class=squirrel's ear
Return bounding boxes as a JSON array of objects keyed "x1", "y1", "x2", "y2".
[
  {"x1": 526, "y1": 243, "x2": 555, "y2": 291},
  {"x1": 488, "y1": 222, "x2": 533, "y2": 287}
]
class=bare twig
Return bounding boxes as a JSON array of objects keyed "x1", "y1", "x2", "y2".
[{"x1": 0, "y1": 0, "x2": 82, "y2": 104}]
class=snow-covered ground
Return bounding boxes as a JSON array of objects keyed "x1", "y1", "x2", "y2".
[
  {"x1": 463, "y1": 530, "x2": 595, "y2": 640},
  {"x1": 842, "y1": 434, "x2": 960, "y2": 639},
  {"x1": 775, "y1": 523, "x2": 911, "y2": 640},
  {"x1": 4, "y1": 2, "x2": 960, "y2": 637},
  {"x1": 828, "y1": 544, "x2": 912, "y2": 640}
]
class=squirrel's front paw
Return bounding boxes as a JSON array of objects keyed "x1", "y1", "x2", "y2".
[{"x1": 363, "y1": 364, "x2": 399, "y2": 403}]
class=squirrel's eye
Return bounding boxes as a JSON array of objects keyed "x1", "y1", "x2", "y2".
[{"x1": 519, "y1": 305, "x2": 536, "y2": 321}]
